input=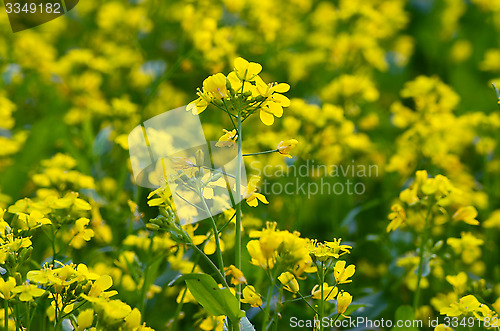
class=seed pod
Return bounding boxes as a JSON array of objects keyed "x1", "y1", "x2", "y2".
[
  {"x1": 146, "y1": 223, "x2": 160, "y2": 231},
  {"x1": 195, "y1": 149, "x2": 204, "y2": 167}
]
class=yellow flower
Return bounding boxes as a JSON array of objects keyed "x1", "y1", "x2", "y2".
[
  {"x1": 259, "y1": 94, "x2": 290, "y2": 126},
  {"x1": 493, "y1": 298, "x2": 500, "y2": 315},
  {"x1": 12, "y1": 283, "x2": 45, "y2": 301},
  {"x1": 277, "y1": 139, "x2": 298, "y2": 158},
  {"x1": 243, "y1": 176, "x2": 269, "y2": 207},
  {"x1": 86, "y1": 275, "x2": 117, "y2": 299},
  {"x1": 253, "y1": 75, "x2": 290, "y2": 126},
  {"x1": 0, "y1": 277, "x2": 16, "y2": 300},
  {"x1": 241, "y1": 285, "x2": 262, "y2": 307},
  {"x1": 337, "y1": 291, "x2": 353, "y2": 317},
  {"x1": 325, "y1": 239, "x2": 352, "y2": 257},
  {"x1": 203, "y1": 233, "x2": 225, "y2": 255},
  {"x1": 387, "y1": 204, "x2": 406, "y2": 232},
  {"x1": 203, "y1": 73, "x2": 227, "y2": 99},
  {"x1": 434, "y1": 324, "x2": 453, "y2": 331},
  {"x1": 99, "y1": 299, "x2": 132, "y2": 325},
  {"x1": 176, "y1": 287, "x2": 196, "y2": 304},
  {"x1": 278, "y1": 272, "x2": 299, "y2": 293},
  {"x1": 71, "y1": 218, "x2": 95, "y2": 248},
  {"x1": 17, "y1": 210, "x2": 51, "y2": 229},
  {"x1": 452, "y1": 206, "x2": 479, "y2": 225},
  {"x1": 215, "y1": 129, "x2": 238, "y2": 148},
  {"x1": 447, "y1": 232, "x2": 483, "y2": 264},
  {"x1": 334, "y1": 260, "x2": 355, "y2": 284},
  {"x1": 308, "y1": 240, "x2": 336, "y2": 262},
  {"x1": 224, "y1": 265, "x2": 247, "y2": 285},
  {"x1": 76, "y1": 309, "x2": 94, "y2": 331},
  {"x1": 124, "y1": 308, "x2": 143, "y2": 330},
  {"x1": 247, "y1": 223, "x2": 282, "y2": 269},
  {"x1": 233, "y1": 57, "x2": 262, "y2": 81},
  {"x1": 247, "y1": 240, "x2": 275, "y2": 269},
  {"x1": 440, "y1": 295, "x2": 482, "y2": 317},
  {"x1": 446, "y1": 272, "x2": 467, "y2": 295},
  {"x1": 483, "y1": 209, "x2": 500, "y2": 229},
  {"x1": 186, "y1": 94, "x2": 211, "y2": 115},
  {"x1": 0, "y1": 208, "x2": 9, "y2": 235},
  {"x1": 199, "y1": 315, "x2": 225, "y2": 331},
  {"x1": 311, "y1": 283, "x2": 337, "y2": 301}
]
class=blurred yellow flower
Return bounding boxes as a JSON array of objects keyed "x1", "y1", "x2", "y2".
[
  {"x1": 452, "y1": 206, "x2": 479, "y2": 225},
  {"x1": 12, "y1": 283, "x2": 45, "y2": 302},
  {"x1": 0, "y1": 277, "x2": 16, "y2": 300}
]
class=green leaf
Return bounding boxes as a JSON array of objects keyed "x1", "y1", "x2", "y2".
[
  {"x1": 391, "y1": 305, "x2": 418, "y2": 331},
  {"x1": 240, "y1": 317, "x2": 256, "y2": 331},
  {"x1": 174, "y1": 273, "x2": 245, "y2": 324}
]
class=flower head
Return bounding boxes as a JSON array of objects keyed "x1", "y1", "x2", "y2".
[
  {"x1": 337, "y1": 291, "x2": 353, "y2": 317},
  {"x1": 0, "y1": 277, "x2": 16, "y2": 300},
  {"x1": 311, "y1": 283, "x2": 337, "y2": 301},
  {"x1": 234, "y1": 57, "x2": 262, "y2": 81},
  {"x1": 278, "y1": 272, "x2": 299, "y2": 293},
  {"x1": 277, "y1": 139, "x2": 298, "y2": 158},
  {"x1": 225, "y1": 265, "x2": 247, "y2": 285},
  {"x1": 241, "y1": 285, "x2": 262, "y2": 307},
  {"x1": 215, "y1": 129, "x2": 238, "y2": 148},
  {"x1": 334, "y1": 260, "x2": 355, "y2": 284},
  {"x1": 203, "y1": 73, "x2": 227, "y2": 99},
  {"x1": 12, "y1": 283, "x2": 45, "y2": 301}
]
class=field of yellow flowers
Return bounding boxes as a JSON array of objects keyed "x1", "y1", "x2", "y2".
[{"x1": 1, "y1": 0, "x2": 500, "y2": 330}]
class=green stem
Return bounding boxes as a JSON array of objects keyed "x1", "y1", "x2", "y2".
[
  {"x1": 235, "y1": 113, "x2": 243, "y2": 307},
  {"x1": 188, "y1": 243, "x2": 229, "y2": 288},
  {"x1": 26, "y1": 302, "x2": 30, "y2": 331},
  {"x1": 297, "y1": 292, "x2": 319, "y2": 314},
  {"x1": 320, "y1": 262, "x2": 324, "y2": 331},
  {"x1": 262, "y1": 270, "x2": 276, "y2": 331},
  {"x1": 413, "y1": 201, "x2": 434, "y2": 312},
  {"x1": 50, "y1": 225, "x2": 57, "y2": 264},
  {"x1": 139, "y1": 234, "x2": 155, "y2": 316},
  {"x1": 171, "y1": 257, "x2": 199, "y2": 331},
  {"x1": 272, "y1": 289, "x2": 284, "y2": 331},
  {"x1": 4, "y1": 299, "x2": 8, "y2": 331},
  {"x1": 242, "y1": 149, "x2": 278, "y2": 157},
  {"x1": 200, "y1": 196, "x2": 225, "y2": 275}
]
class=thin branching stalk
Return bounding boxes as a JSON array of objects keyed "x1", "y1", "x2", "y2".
[{"x1": 413, "y1": 200, "x2": 434, "y2": 312}]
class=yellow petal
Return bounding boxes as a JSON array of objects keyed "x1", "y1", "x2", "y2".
[{"x1": 260, "y1": 109, "x2": 275, "y2": 126}]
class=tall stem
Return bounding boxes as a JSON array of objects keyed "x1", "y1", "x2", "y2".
[
  {"x1": 200, "y1": 197, "x2": 225, "y2": 275},
  {"x1": 4, "y1": 299, "x2": 8, "y2": 331},
  {"x1": 413, "y1": 201, "x2": 434, "y2": 312},
  {"x1": 320, "y1": 262, "x2": 325, "y2": 331},
  {"x1": 189, "y1": 243, "x2": 229, "y2": 288},
  {"x1": 235, "y1": 113, "x2": 243, "y2": 307},
  {"x1": 139, "y1": 234, "x2": 154, "y2": 316},
  {"x1": 262, "y1": 270, "x2": 276, "y2": 331}
]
